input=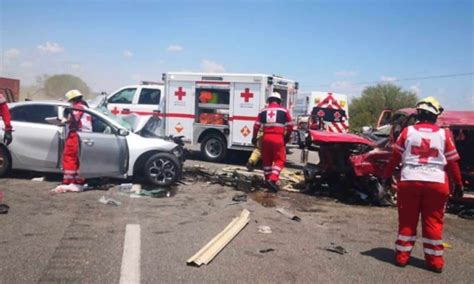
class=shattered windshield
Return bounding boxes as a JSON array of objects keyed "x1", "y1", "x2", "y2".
[{"x1": 88, "y1": 96, "x2": 133, "y2": 130}]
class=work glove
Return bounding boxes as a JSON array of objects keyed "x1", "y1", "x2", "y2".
[
  {"x1": 454, "y1": 185, "x2": 464, "y2": 199},
  {"x1": 251, "y1": 137, "x2": 257, "y2": 146},
  {"x1": 3, "y1": 131, "x2": 12, "y2": 146}
]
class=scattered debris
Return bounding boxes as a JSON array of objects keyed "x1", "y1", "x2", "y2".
[
  {"x1": 187, "y1": 209, "x2": 250, "y2": 267},
  {"x1": 232, "y1": 193, "x2": 247, "y2": 202},
  {"x1": 325, "y1": 244, "x2": 347, "y2": 255},
  {"x1": 258, "y1": 225, "x2": 272, "y2": 234},
  {"x1": 276, "y1": 208, "x2": 302, "y2": 222},
  {"x1": 52, "y1": 184, "x2": 84, "y2": 193},
  {"x1": 98, "y1": 196, "x2": 122, "y2": 206},
  {"x1": 443, "y1": 242, "x2": 452, "y2": 249},
  {"x1": 259, "y1": 248, "x2": 275, "y2": 253},
  {"x1": 0, "y1": 204, "x2": 9, "y2": 214},
  {"x1": 183, "y1": 165, "x2": 304, "y2": 193},
  {"x1": 31, "y1": 177, "x2": 45, "y2": 182}
]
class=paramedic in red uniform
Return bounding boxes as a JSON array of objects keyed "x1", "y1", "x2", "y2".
[
  {"x1": 383, "y1": 96, "x2": 463, "y2": 273},
  {"x1": 0, "y1": 90, "x2": 13, "y2": 146},
  {"x1": 55, "y1": 90, "x2": 91, "y2": 192},
  {"x1": 253, "y1": 92, "x2": 293, "y2": 192}
]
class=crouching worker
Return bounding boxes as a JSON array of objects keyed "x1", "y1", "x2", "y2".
[
  {"x1": 247, "y1": 129, "x2": 263, "y2": 171},
  {"x1": 383, "y1": 96, "x2": 463, "y2": 273},
  {"x1": 54, "y1": 90, "x2": 92, "y2": 193},
  {"x1": 253, "y1": 92, "x2": 293, "y2": 192}
]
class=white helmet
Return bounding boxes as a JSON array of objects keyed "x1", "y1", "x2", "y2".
[{"x1": 267, "y1": 92, "x2": 281, "y2": 102}]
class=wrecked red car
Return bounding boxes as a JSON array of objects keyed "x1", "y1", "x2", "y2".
[{"x1": 301, "y1": 108, "x2": 474, "y2": 208}]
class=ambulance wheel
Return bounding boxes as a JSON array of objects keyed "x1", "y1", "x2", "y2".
[
  {"x1": 201, "y1": 135, "x2": 227, "y2": 163},
  {"x1": 0, "y1": 146, "x2": 11, "y2": 177},
  {"x1": 144, "y1": 153, "x2": 182, "y2": 187}
]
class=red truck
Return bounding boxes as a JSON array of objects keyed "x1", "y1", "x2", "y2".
[{"x1": 0, "y1": 77, "x2": 20, "y2": 102}]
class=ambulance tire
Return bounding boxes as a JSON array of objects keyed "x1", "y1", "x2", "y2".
[
  {"x1": 201, "y1": 134, "x2": 227, "y2": 163},
  {"x1": 144, "y1": 153, "x2": 182, "y2": 187},
  {"x1": 0, "y1": 146, "x2": 11, "y2": 177}
]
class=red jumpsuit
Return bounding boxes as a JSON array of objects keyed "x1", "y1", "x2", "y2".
[
  {"x1": 384, "y1": 122, "x2": 462, "y2": 269},
  {"x1": 0, "y1": 103, "x2": 12, "y2": 132},
  {"x1": 63, "y1": 102, "x2": 87, "y2": 185},
  {"x1": 253, "y1": 102, "x2": 293, "y2": 182}
]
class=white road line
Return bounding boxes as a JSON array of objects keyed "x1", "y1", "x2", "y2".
[{"x1": 120, "y1": 224, "x2": 141, "y2": 284}]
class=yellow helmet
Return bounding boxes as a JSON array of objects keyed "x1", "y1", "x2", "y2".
[
  {"x1": 65, "y1": 89, "x2": 83, "y2": 101},
  {"x1": 415, "y1": 96, "x2": 443, "y2": 116}
]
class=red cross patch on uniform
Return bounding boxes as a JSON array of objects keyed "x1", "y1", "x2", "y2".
[{"x1": 266, "y1": 110, "x2": 277, "y2": 123}]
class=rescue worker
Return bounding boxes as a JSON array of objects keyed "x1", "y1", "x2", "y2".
[
  {"x1": 253, "y1": 92, "x2": 293, "y2": 192},
  {"x1": 0, "y1": 90, "x2": 13, "y2": 146},
  {"x1": 55, "y1": 90, "x2": 91, "y2": 192},
  {"x1": 383, "y1": 96, "x2": 463, "y2": 273}
]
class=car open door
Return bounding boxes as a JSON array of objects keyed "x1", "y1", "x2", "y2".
[{"x1": 77, "y1": 111, "x2": 128, "y2": 178}]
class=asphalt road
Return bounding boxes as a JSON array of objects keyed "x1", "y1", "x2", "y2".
[{"x1": 1, "y1": 149, "x2": 473, "y2": 283}]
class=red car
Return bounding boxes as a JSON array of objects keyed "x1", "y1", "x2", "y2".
[{"x1": 302, "y1": 108, "x2": 474, "y2": 208}]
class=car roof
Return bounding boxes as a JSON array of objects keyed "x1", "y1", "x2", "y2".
[
  {"x1": 398, "y1": 108, "x2": 474, "y2": 127},
  {"x1": 9, "y1": 100, "x2": 126, "y2": 129}
]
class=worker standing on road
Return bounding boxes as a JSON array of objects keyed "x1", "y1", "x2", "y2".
[
  {"x1": 383, "y1": 96, "x2": 463, "y2": 273},
  {"x1": 252, "y1": 92, "x2": 293, "y2": 192},
  {"x1": 0, "y1": 91, "x2": 13, "y2": 146},
  {"x1": 54, "y1": 90, "x2": 91, "y2": 193}
]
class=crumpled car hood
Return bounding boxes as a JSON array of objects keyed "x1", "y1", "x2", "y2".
[{"x1": 308, "y1": 130, "x2": 375, "y2": 146}]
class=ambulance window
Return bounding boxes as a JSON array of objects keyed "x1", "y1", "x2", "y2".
[
  {"x1": 109, "y1": 88, "x2": 136, "y2": 104},
  {"x1": 138, "y1": 88, "x2": 161, "y2": 105}
]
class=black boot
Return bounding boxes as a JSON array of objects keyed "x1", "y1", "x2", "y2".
[{"x1": 267, "y1": 180, "x2": 279, "y2": 193}]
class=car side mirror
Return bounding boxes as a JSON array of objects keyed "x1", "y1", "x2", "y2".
[{"x1": 118, "y1": 128, "x2": 129, "y2": 136}]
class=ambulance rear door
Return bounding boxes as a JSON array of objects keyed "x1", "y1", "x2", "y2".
[
  {"x1": 165, "y1": 80, "x2": 195, "y2": 142},
  {"x1": 230, "y1": 82, "x2": 261, "y2": 146}
]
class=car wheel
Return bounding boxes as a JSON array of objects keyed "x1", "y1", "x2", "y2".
[
  {"x1": 0, "y1": 146, "x2": 11, "y2": 177},
  {"x1": 144, "y1": 153, "x2": 181, "y2": 187},
  {"x1": 201, "y1": 134, "x2": 227, "y2": 162}
]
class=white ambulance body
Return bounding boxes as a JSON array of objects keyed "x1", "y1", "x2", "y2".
[
  {"x1": 162, "y1": 72, "x2": 298, "y2": 162},
  {"x1": 105, "y1": 74, "x2": 297, "y2": 162},
  {"x1": 295, "y1": 91, "x2": 349, "y2": 132}
]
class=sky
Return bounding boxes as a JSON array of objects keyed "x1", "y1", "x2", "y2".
[{"x1": 0, "y1": 0, "x2": 473, "y2": 110}]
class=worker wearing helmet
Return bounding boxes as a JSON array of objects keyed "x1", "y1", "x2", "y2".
[
  {"x1": 54, "y1": 90, "x2": 91, "y2": 193},
  {"x1": 383, "y1": 97, "x2": 463, "y2": 273},
  {"x1": 0, "y1": 90, "x2": 12, "y2": 146},
  {"x1": 253, "y1": 92, "x2": 293, "y2": 192}
]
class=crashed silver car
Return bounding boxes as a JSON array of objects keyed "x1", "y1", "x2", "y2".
[{"x1": 0, "y1": 101, "x2": 183, "y2": 186}]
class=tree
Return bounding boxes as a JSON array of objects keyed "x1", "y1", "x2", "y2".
[
  {"x1": 43, "y1": 74, "x2": 91, "y2": 99},
  {"x1": 349, "y1": 83, "x2": 418, "y2": 132}
]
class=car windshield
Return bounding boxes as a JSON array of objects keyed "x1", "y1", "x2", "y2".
[{"x1": 88, "y1": 95, "x2": 133, "y2": 130}]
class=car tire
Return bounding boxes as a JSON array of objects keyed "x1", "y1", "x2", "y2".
[
  {"x1": 143, "y1": 152, "x2": 181, "y2": 187},
  {"x1": 201, "y1": 134, "x2": 227, "y2": 163},
  {"x1": 0, "y1": 146, "x2": 11, "y2": 177}
]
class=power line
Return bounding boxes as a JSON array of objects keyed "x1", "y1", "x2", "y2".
[{"x1": 306, "y1": 72, "x2": 474, "y2": 88}]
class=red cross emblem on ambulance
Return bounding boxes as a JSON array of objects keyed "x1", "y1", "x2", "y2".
[
  {"x1": 241, "y1": 88, "x2": 253, "y2": 103},
  {"x1": 175, "y1": 87, "x2": 186, "y2": 101},
  {"x1": 410, "y1": 138, "x2": 439, "y2": 164}
]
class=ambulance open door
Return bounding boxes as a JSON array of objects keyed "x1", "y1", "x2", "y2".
[{"x1": 230, "y1": 83, "x2": 261, "y2": 146}]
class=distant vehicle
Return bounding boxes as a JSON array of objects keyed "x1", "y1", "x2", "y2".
[
  {"x1": 294, "y1": 92, "x2": 349, "y2": 132},
  {"x1": 107, "y1": 73, "x2": 298, "y2": 162},
  {"x1": 0, "y1": 101, "x2": 183, "y2": 186},
  {"x1": 0, "y1": 77, "x2": 20, "y2": 102}
]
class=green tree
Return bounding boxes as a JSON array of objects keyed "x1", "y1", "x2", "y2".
[
  {"x1": 349, "y1": 83, "x2": 418, "y2": 132},
  {"x1": 43, "y1": 74, "x2": 91, "y2": 99}
]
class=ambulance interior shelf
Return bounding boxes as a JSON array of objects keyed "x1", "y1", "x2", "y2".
[{"x1": 196, "y1": 87, "x2": 230, "y2": 125}]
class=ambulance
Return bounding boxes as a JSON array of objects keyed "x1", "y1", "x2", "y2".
[
  {"x1": 106, "y1": 73, "x2": 298, "y2": 162},
  {"x1": 294, "y1": 91, "x2": 349, "y2": 133}
]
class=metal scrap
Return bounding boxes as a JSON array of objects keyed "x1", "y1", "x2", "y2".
[{"x1": 276, "y1": 208, "x2": 302, "y2": 222}]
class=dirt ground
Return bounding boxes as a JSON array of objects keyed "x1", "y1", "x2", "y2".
[{"x1": 0, "y1": 149, "x2": 473, "y2": 283}]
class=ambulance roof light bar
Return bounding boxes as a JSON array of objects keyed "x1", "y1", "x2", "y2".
[{"x1": 141, "y1": 81, "x2": 163, "y2": 85}]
